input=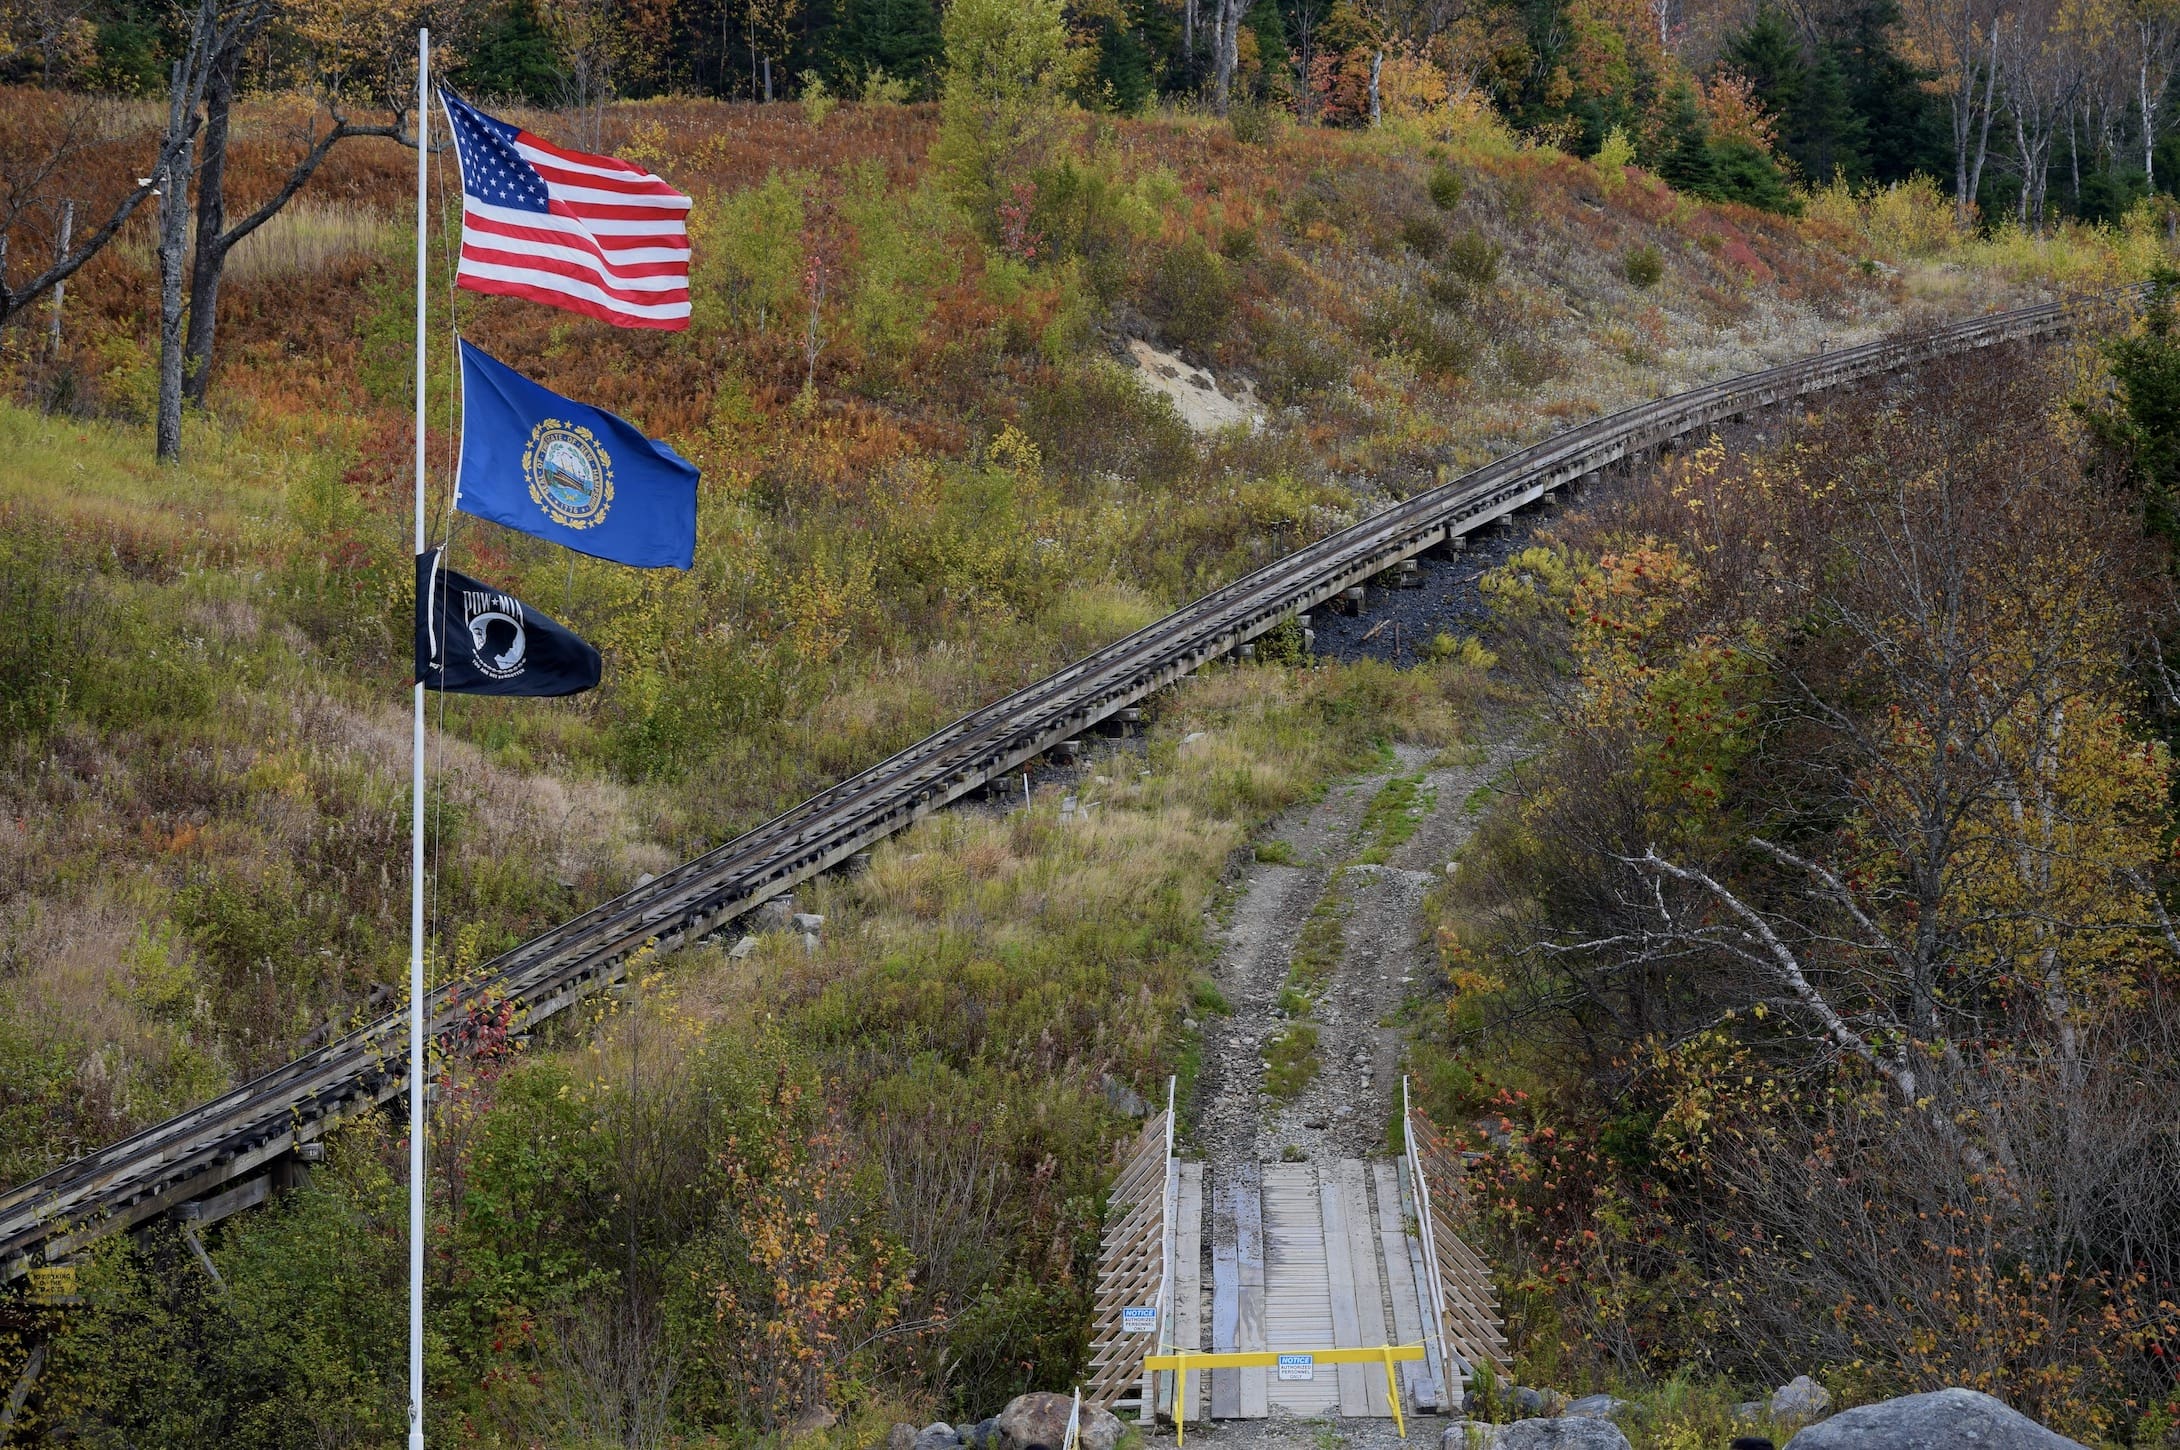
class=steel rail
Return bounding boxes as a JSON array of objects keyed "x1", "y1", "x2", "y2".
[{"x1": 0, "y1": 290, "x2": 2126, "y2": 1283}]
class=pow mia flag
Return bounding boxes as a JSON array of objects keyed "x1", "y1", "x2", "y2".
[{"x1": 416, "y1": 550, "x2": 601, "y2": 697}]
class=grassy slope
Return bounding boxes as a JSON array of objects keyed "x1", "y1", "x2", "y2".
[{"x1": 0, "y1": 88, "x2": 2153, "y2": 1182}]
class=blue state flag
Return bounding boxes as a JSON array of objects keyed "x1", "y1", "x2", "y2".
[{"x1": 455, "y1": 340, "x2": 698, "y2": 569}]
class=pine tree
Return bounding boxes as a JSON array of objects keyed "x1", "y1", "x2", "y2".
[
  {"x1": 1657, "y1": 84, "x2": 1722, "y2": 198},
  {"x1": 1792, "y1": 41, "x2": 1867, "y2": 184}
]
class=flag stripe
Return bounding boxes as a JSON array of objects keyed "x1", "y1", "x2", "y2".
[
  {"x1": 444, "y1": 90, "x2": 691, "y2": 332},
  {"x1": 459, "y1": 243, "x2": 691, "y2": 298},
  {"x1": 464, "y1": 199, "x2": 690, "y2": 251},
  {"x1": 455, "y1": 258, "x2": 692, "y2": 319}
]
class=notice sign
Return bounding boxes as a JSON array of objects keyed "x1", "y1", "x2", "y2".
[
  {"x1": 1121, "y1": 1306, "x2": 1157, "y2": 1334},
  {"x1": 1277, "y1": 1353, "x2": 1315, "y2": 1382}
]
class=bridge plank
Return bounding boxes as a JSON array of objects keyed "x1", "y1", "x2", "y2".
[
  {"x1": 1170, "y1": 1162, "x2": 1204, "y2": 1421},
  {"x1": 1209, "y1": 1177, "x2": 1240, "y2": 1420},
  {"x1": 1235, "y1": 1162, "x2": 1268, "y2": 1419},
  {"x1": 1318, "y1": 1167, "x2": 1370, "y2": 1415},
  {"x1": 1261, "y1": 1163, "x2": 1333, "y2": 1416},
  {"x1": 1338, "y1": 1161, "x2": 1391, "y2": 1414}
]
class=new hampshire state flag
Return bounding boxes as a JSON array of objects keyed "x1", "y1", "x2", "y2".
[{"x1": 455, "y1": 341, "x2": 698, "y2": 569}]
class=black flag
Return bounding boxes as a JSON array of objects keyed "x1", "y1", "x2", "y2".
[{"x1": 415, "y1": 550, "x2": 601, "y2": 697}]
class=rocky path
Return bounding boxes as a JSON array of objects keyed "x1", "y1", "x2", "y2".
[{"x1": 1172, "y1": 723, "x2": 1526, "y2": 1450}]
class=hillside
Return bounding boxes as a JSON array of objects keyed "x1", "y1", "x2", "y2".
[{"x1": 0, "y1": 79, "x2": 2171, "y2": 1446}]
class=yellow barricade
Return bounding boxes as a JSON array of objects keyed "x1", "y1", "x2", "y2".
[{"x1": 1139, "y1": 1344, "x2": 1427, "y2": 1444}]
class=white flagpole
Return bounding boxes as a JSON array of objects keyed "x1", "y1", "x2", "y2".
[{"x1": 409, "y1": 26, "x2": 431, "y2": 1450}]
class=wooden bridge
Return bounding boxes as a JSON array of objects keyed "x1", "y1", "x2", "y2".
[{"x1": 1085, "y1": 1082, "x2": 1504, "y2": 1429}]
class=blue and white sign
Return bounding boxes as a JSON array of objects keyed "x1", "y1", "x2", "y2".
[
  {"x1": 1121, "y1": 1306, "x2": 1157, "y2": 1334},
  {"x1": 1277, "y1": 1353, "x2": 1315, "y2": 1381}
]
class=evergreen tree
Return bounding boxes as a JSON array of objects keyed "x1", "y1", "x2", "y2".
[
  {"x1": 833, "y1": 0, "x2": 945, "y2": 95},
  {"x1": 1793, "y1": 42, "x2": 1866, "y2": 184},
  {"x1": 1727, "y1": 9, "x2": 1806, "y2": 122},
  {"x1": 1831, "y1": 0, "x2": 1942, "y2": 184},
  {"x1": 454, "y1": 0, "x2": 562, "y2": 105},
  {"x1": 1087, "y1": 9, "x2": 1155, "y2": 111},
  {"x1": 1713, "y1": 137, "x2": 1800, "y2": 211},
  {"x1": 1657, "y1": 84, "x2": 1722, "y2": 197}
]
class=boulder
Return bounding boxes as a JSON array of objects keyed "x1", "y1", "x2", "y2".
[
  {"x1": 886, "y1": 1424, "x2": 917, "y2": 1450},
  {"x1": 1784, "y1": 1388, "x2": 2089, "y2": 1449},
  {"x1": 994, "y1": 1392, "x2": 1075, "y2": 1450},
  {"x1": 1443, "y1": 1425, "x2": 1499, "y2": 1450},
  {"x1": 1496, "y1": 1418, "x2": 1633, "y2": 1450},
  {"x1": 1770, "y1": 1375, "x2": 1831, "y2": 1425},
  {"x1": 963, "y1": 1419, "x2": 1000, "y2": 1450},
  {"x1": 1564, "y1": 1394, "x2": 1633, "y2": 1421},
  {"x1": 785, "y1": 1403, "x2": 837, "y2": 1441},
  {"x1": 1076, "y1": 1404, "x2": 1127, "y2": 1450},
  {"x1": 911, "y1": 1424, "x2": 963, "y2": 1450}
]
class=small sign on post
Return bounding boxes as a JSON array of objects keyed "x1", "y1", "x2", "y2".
[
  {"x1": 27, "y1": 1264, "x2": 77, "y2": 1305},
  {"x1": 1277, "y1": 1352, "x2": 1315, "y2": 1382},
  {"x1": 1120, "y1": 1305, "x2": 1157, "y2": 1334}
]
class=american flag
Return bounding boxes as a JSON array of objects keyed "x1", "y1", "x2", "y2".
[{"x1": 439, "y1": 91, "x2": 691, "y2": 331}]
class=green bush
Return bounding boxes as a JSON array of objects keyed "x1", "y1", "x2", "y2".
[
  {"x1": 1400, "y1": 214, "x2": 1447, "y2": 256},
  {"x1": 1228, "y1": 98, "x2": 1280, "y2": 146},
  {"x1": 1254, "y1": 310, "x2": 1350, "y2": 403},
  {"x1": 1144, "y1": 236, "x2": 1233, "y2": 352},
  {"x1": 1427, "y1": 164, "x2": 1466, "y2": 210},
  {"x1": 1444, "y1": 227, "x2": 1502, "y2": 289},
  {"x1": 1626, "y1": 244, "x2": 1665, "y2": 288},
  {"x1": 1365, "y1": 293, "x2": 1478, "y2": 377}
]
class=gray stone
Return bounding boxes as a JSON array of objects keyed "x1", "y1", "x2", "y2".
[
  {"x1": 727, "y1": 935, "x2": 757, "y2": 960},
  {"x1": 911, "y1": 1423, "x2": 962, "y2": 1450},
  {"x1": 790, "y1": 912, "x2": 826, "y2": 933},
  {"x1": 887, "y1": 1424, "x2": 917, "y2": 1450},
  {"x1": 801, "y1": 931, "x2": 821, "y2": 955},
  {"x1": 1735, "y1": 1402, "x2": 1766, "y2": 1421},
  {"x1": 1783, "y1": 1388, "x2": 2089, "y2": 1449},
  {"x1": 754, "y1": 897, "x2": 795, "y2": 930},
  {"x1": 1565, "y1": 1394, "x2": 1633, "y2": 1421},
  {"x1": 1495, "y1": 1418, "x2": 1632, "y2": 1450},
  {"x1": 1509, "y1": 1386, "x2": 1548, "y2": 1417},
  {"x1": 1771, "y1": 1376, "x2": 1831, "y2": 1426},
  {"x1": 994, "y1": 1392, "x2": 1074, "y2": 1450},
  {"x1": 964, "y1": 1418, "x2": 1000, "y2": 1450},
  {"x1": 1076, "y1": 1404, "x2": 1126, "y2": 1450},
  {"x1": 1443, "y1": 1425, "x2": 1501, "y2": 1450},
  {"x1": 1102, "y1": 1073, "x2": 1149, "y2": 1117}
]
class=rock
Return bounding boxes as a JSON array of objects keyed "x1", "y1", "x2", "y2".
[
  {"x1": 1565, "y1": 1394, "x2": 1632, "y2": 1421},
  {"x1": 790, "y1": 912, "x2": 826, "y2": 933},
  {"x1": 1783, "y1": 1388, "x2": 2089, "y2": 1449},
  {"x1": 1509, "y1": 1386, "x2": 1548, "y2": 1417},
  {"x1": 911, "y1": 1423, "x2": 962, "y2": 1450},
  {"x1": 801, "y1": 931, "x2": 821, "y2": 955},
  {"x1": 887, "y1": 1423, "x2": 917, "y2": 1450},
  {"x1": 636, "y1": 872, "x2": 656, "y2": 887},
  {"x1": 1496, "y1": 1417, "x2": 1633, "y2": 1450},
  {"x1": 1077, "y1": 1404, "x2": 1126, "y2": 1450},
  {"x1": 785, "y1": 1403, "x2": 837, "y2": 1440},
  {"x1": 1123, "y1": 337, "x2": 1262, "y2": 435},
  {"x1": 1735, "y1": 1401, "x2": 1766, "y2": 1421},
  {"x1": 728, "y1": 935, "x2": 757, "y2": 960},
  {"x1": 1102, "y1": 1073, "x2": 1149, "y2": 1117},
  {"x1": 995, "y1": 1392, "x2": 1074, "y2": 1450},
  {"x1": 1444, "y1": 1424, "x2": 1500, "y2": 1450},
  {"x1": 1771, "y1": 1376, "x2": 1832, "y2": 1425},
  {"x1": 964, "y1": 1418, "x2": 1000, "y2": 1449}
]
